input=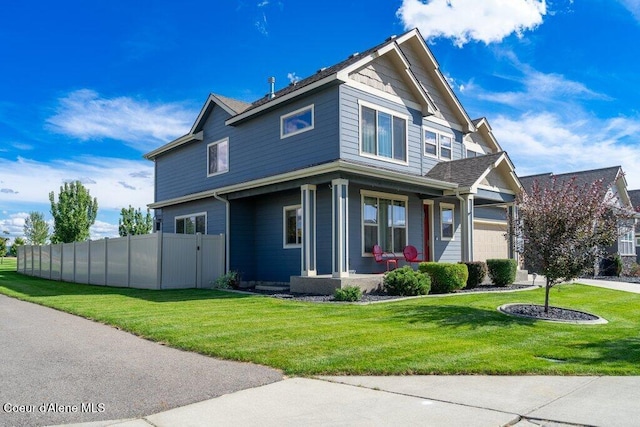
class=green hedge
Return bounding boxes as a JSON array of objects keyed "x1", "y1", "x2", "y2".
[
  {"x1": 486, "y1": 259, "x2": 517, "y2": 286},
  {"x1": 418, "y1": 262, "x2": 468, "y2": 294},
  {"x1": 460, "y1": 261, "x2": 487, "y2": 289},
  {"x1": 383, "y1": 266, "x2": 431, "y2": 296}
]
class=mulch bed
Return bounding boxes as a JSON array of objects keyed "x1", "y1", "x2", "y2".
[{"x1": 500, "y1": 304, "x2": 600, "y2": 322}]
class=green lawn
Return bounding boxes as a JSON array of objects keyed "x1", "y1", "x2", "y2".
[{"x1": 2, "y1": 258, "x2": 639, "y2": 376}]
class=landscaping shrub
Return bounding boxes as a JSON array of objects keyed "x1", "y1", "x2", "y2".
[
  {"x1": 460, "y1": 261, "x2": 487, "y2": 289},
  {"x1": 383, "y1": 266, "x2": 431, "y2": 296},
  {"x1": 418, "y1": 262, "x2": 468, "y2": 294},
  {"x1": 600, "y1": 254, "x2": 623, "y2": 277},
  {"x1": 213, "y1": 271, "x2": 241, "y2": 289},
  {"x1": 486, "y1": 259, "x2": 517, "y2": 286},
  {"x1": 629, "y1": 263, "x2": 640, "y2": 278},
  {"x1": 334, "y1": 285, "x2": 363, "y2": 302}
]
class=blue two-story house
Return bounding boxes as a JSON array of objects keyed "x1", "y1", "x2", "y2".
[{"x1": 144, "y1": 29, "x2": 521, "y2": 290}]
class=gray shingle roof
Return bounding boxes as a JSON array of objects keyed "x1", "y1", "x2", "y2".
[
  {"x1": 213, "y1": 94, "x2": 251, "y2": 114},
  {"x1": 629, "y1": 189, "x2": 640, "y2": 212},
  {"x1": 238, "y1": 34, "x2": 405, "y2": 115},
  {"x1": 424, "y1": 152, "x2": 505, "y2": 187},
  {"x1": 519, "y1": 166, "x2": 621, "y2": 195}
]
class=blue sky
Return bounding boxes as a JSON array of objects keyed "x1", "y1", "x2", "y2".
[{"x1": 2, "y1": 0, "x2": 640, "y2": 243}]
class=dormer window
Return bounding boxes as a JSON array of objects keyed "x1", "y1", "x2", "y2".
[{"x1": 281, "y1": 105, "x2": 314, "y2": 138}]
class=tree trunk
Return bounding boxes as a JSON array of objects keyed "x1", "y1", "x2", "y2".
[{"x1": 544, "y1": 277, "x2": 551, "y2": 313}]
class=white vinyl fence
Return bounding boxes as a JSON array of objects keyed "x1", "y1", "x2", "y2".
[{"x1": 16, "y1": 232, "x2": 225, "y2": 290}]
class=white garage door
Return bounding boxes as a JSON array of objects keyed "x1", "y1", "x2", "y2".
[{"x1": 473, "y1": 221, "x2": 508, "y2": 262}]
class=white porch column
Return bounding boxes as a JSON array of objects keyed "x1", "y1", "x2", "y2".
[
  {"x1": 301, "y1": 184, "x2": 317, "y2": 277},
  {"x1": 460, "y1": 194, "x2": 474, "y2": 262},
  {"x1": 332, "y1": 179, "x2": 349, "y2": 278},
  {"x1": 507, "y1": 203, "x2": 518, "y2": 264}
]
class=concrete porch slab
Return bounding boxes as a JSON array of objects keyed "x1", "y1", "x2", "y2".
[{"x1": 290, "y1": 274, "x2": 385, "y2": 295}]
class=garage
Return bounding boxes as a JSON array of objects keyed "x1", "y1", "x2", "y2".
[{"x1": 473, "y1": 220, "x2": 509, "y2": 262}]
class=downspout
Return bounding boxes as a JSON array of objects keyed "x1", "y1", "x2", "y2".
[{"x1": 212, "y1": 192, "x2": 230, "y2": 273}]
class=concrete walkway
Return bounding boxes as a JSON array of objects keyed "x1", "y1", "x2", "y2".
[{"x1": 64, "y1": 375, "x2": 640, "y2": 427}]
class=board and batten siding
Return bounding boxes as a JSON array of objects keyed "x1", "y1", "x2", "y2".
[{"x1": 155, "y1": 88, "x2": 340, "y2": 203}]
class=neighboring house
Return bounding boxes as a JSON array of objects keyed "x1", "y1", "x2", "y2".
[
  {"x1": 628, "y1": 189, "x2": 640, "y2": 263},
  {"x1": 144, "y1": 29, "x2": 521, "y2": 287},
  {"x1": 519, "y1": 166, "x2": 637, "y2": 274}
]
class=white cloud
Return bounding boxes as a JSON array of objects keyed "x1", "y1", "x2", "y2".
[
  {"x1": 0, "y1": 212, "x2": 28, "y2": 241},
  {"x1": 618, "y1": 0, "x2": 640, "y2": 22},
  {"x1": 46, "y1": 89, "x2": 194, "y2": 152},
  {"x1": 397, "y1": 0, "x2": 547, "y2": 47},
  {"x1": 494, "y1": 112, "x2": 640, "y2": 189},
  {"x1": 0, "y1": 155, "x2": 154, "y2": 212}
]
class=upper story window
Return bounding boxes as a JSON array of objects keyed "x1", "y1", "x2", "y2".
[
  {"x1": 207, "y1": 138, "x2": 229, "y2": 176},
  {"x1": 423, "y1": 127, "x2": 454, "y2": 160},
  {"x1": 360, "y1": 101, "x2": 407, "y2": 164},
  {"x1": 176, "y1": 213, "x2": 206, "y2": 234},
  {"x1": 281, "y1": 105, "x2": 314, "y2": 138}
]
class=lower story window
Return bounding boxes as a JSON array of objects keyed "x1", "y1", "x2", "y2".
[
  {"x1": 440, "y1": 203, "x2": 454, "y2": 240},
  {"x1": 175, "y1": 213, "x2": 206, "y2": 234},
  {"x1": 362, "y1": 193, "x2": 407, "y2": 254},
  {"x1": 283, "y1": 205, "x2": 302, "y2": 248}
]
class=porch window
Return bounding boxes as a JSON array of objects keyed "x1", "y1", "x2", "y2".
[
  {"x1": 176, "y1": 213, "x2": 206, "y2": 234},
  {"x1": 619, "y1": 227, "x2": 635, "y2": 255},
  {"x1": 360, "y1": 102, "x2": 407, "y2": 163},
  {"x1": 207, "y1": 138, "x2": 229, "y2": 176},
  {"x1": 440, "y1": 203, "x2": 454, "y2": 240},
  {"x1": 281, "y1": 105, "x2": 314, "y2": 138},
  {"x1": 362, "y1": 192, "x2": 407, "y2": 254},
  {"x1": 283, "y1": 205, "x2": 302, "y2": 248}
]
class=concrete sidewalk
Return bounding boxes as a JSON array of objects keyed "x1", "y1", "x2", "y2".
[{"x1": 67, "y1": 375, "x2": 640, "y2": 427}]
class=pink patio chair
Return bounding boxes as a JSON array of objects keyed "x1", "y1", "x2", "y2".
[
  {"x1": 403, "y1": 245, "x2": 427, "y2": 265},
  {"x1": 373, "y1": 244, "x2": 399, "y2": 272}
]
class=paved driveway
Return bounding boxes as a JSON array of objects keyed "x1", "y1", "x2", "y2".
[{"x1": 0, "y1": 295, "x2": 283, "y2": 427}]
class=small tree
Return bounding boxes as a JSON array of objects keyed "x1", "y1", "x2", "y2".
[
  {"x1": 0, "y1": 236, "x2": 7, "y2": 263},
  {"x1": 49, "y1": 181, "x2": 98, "y2": 243},
  {"x1": 10, "y1": 237, "x2": 25, "y2": 256},
  {"x1": 118, "y1": 206, "x2": 153, "y2": 236},
  {"x1": 24, "y1": 211, "x2": 49, "y2": 245},
  {"x1": 511, "y1": 176, "x2": 633, "y2": 312}
]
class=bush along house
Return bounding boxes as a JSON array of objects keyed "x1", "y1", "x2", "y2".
[{"x1": 144, "y1": 29, "x2": 522, "y2": 293}]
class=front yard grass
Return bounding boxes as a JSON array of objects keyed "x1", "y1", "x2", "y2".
[{"x1": 1, "y1": 258, "x2": 639, "y2": 376}]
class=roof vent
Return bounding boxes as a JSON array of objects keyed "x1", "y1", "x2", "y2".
[
  {"x1": 317, "y1": 67, "x2": 327, "y2": 74},
  {"x1": 386, "y1": 35, "x2": 397, "y2": 41},
  {"x1": 349, "y1": 52, "x2": 359, "y2": 58},
  {"x1": 268, "y1": 76, "x2": 276, "y2": 99}
]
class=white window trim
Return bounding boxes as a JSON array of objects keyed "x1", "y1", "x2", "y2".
[
  {"x1": 283, "y1": 205, "x2": 302, "y2": 248},
  {"x1": 280, "y1": 105, "x2": 315, "y2": 139},
  {"x1": 175, "y1": 212, "x2": 207, "y2": 234},
  {"x1": 360, "y1": 190, "x2": 409, "y2": 256},
  {"x1": 440, "y1": 203, "x2": 455, "y2": 241},
  {"x1": 207, "y1": 138, "x2": 229, "y2": 177},
  {"x1": 358, "y1": 100, "x2": 409, "y2": 166},
  {"x1": 619, "y1": 228, "x2": 635, "y2": 256},
  {"x1": 423, "y1": 126, "x2": 455, "y2": 161}
]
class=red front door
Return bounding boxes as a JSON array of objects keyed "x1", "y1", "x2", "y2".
[{"x1": 423, "y1": 204, "x2": 431, "y2": 262}]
